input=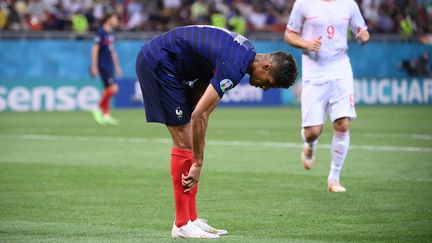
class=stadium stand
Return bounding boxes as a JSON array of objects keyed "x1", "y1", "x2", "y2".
[{"x1": 0, "y1": 0, "x2": 431, "y2": 37}]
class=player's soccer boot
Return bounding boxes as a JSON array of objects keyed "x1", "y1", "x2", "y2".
[
  {"x1": 301, "y1": 143, "x2": 315, "y2": 170},
  {"x1": 92, "y1": 109, "x2": 105, "y2": 125},
  {"x1": 328, "y1": 180, "x2": 347, "y2": 193},
  {"x1": 171, "y1": 220, "x2": 219, "y2": 239},
  {"x1": 104, "y1": 115, "x2": 119, "y2": 125},
  {"x1": 193, "y1": 218, "x2": 228, "y2": 236}
]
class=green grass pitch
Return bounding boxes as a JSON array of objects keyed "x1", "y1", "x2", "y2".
[{"x1": 0, "y1": 106, "x2": 431, "y2": 242}]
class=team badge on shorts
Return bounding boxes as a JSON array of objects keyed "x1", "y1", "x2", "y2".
[
  {"x1": 175, "y1": 107, "x2": 183, "y2": 119},
  {"x1": 349, "y1": 94, "x2": 355, "y2": 106},
  {"x1": 220, "y1": 79, "x2": 233, "y2": 93}
]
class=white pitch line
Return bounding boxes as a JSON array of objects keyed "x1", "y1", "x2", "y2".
[
  {"x1": 358, "y1": 133, "x2": 432, "y2": 141},
  {"x1": 214, "y1": 130, "x2": 432, "y2": 141},
  {"x1": 0, "y1": 133, "x2": 431, "y2": 153}
]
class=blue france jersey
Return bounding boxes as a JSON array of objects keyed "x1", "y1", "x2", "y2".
[
  {"x1": 141, "y1": 25, "x2": 256, "y2": 97},
  {"x1": 94, "y1": 27, "x2": 115, "y2": 70}
]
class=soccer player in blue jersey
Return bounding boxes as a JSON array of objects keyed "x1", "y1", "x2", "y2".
[
  {"x1": 91, "y1": 13, "x2": 122, "y2": 125},
  {"x1": 135, "y1": 25, "x2": 298, "y2": 239}
]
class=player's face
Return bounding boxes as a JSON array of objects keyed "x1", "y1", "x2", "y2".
[
  {"x1": 249, "y1": 59, "x2": 283, "y2": 90},
  {"x1": 249, "y1": 71, "x2": 280, "y2": 91},
  {"x1": 249, "y1": 77, "x2": 271, "y2": 91},
  {"x1": 109, "y1": 15, "x2": 119, "y2": 27}
]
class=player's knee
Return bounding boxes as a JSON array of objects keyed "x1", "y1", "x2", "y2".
[
  {"x1": 333, "y1": 118, "x2": 350, "y2": 132},
  {"x1": 109, "y1": 84, "x2": 119, "y2": 94},
  {"x1": 171, "y1": 135, "x2": 192, "y2": 150},
  {"x1": 173, "y1": 142, "x2": 192, "y2": 151},
  {"x1": 168, "y1": 125, "x2": 193, "y2": 151},
  {"x1": 303, "y1": 127, "x2": 321, "y2": 141}
]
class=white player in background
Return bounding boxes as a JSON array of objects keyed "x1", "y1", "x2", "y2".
[{"x1": 284, "y1": 0, "x2": 370, "y2": 192}]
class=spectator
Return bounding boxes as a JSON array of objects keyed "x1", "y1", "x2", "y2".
[
  {"x1": 213, "y1": 0, "x2": 230, "y2": 16},
  {"x1": 92, "y1": 0, "x2": 104, "y2": 22},
  {"x1": 1, "y1": 0, "x2": 431, "y2": 35},
  {"x1": 26, "y1": 0, "x2": 49, "y2": 31},
  {"x1": 126, "y1": 0, "x2": 142, "y2": 17},
  {"x1": 0, "y1": 2, "x2": 7, "y2": 29},
  {"x1": 51, "y1": 0, "x2": 71, "y2": 30},
  {"x1": 71, "y1": 11, "x2": 88, "y2": 34},
  {"x1": 28, "y1": 0, "x2": 47, "y2": 21},
  {"x1": 228, "y1": 7, "x2": 246, "y2": 35},
  {"x1": 210, "y1": 8, "x2": 226, "y2": 28},
  {"x1": 376, "y1": 5, "x2": 394, "y2": 33},
  {"x1": 125, "y1": 0, "x2": 144, "y2": 30},
  {"x1": 43, "y1": 0, "x2": 60, "y2": 13},
  {"x1": 362, "y1": 0, "x2": 379, "y2": 32},
  {"x1": 127, "y1": 5, "x2": 148, "y2": 30},
  {"x1": 9, "y1": 0, "x2": 28, "y2": 31},
  {"x1": 163, "y1": 0, "x2": 181, "y2": 18},
  {"x1": 248, "y1": 4, "x2": 269, "y2": 32},
  {"x1": 163, "y1": 0, "x2": 181, "y2": 9},
  {"x1": 113, "y1": 2, "x2": 125, "y2": 27},
  {"x1": 175, "y1": 2, "x2": 193, "y2": 27},
  {"x1": 233, "y1": 0, "x2": 253, "y2": 18},
  {"x1": 62, "y1": 0, "x2": 90, "y2": 14},
  {"x1": 190, "y1": 0, "x2": 208, "y2": 23},
  {"x1": 399, "y1": 13, "x2": 415, "y2": 38},
  {"x1": 146, "y1": 0, "x2": 167, "y2": 31}
]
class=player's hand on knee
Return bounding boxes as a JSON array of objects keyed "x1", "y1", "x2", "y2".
[{"x1": 182, "y1": 163, "x2": 201, "y2": 192}]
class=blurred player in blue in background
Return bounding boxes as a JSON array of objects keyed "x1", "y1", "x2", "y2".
[
  {"x1": 135, "y1": 25, "x2": 298, "y2": 239},
  {"x1": 91, "y1": 12, "x2": 122, "y2": 125}
]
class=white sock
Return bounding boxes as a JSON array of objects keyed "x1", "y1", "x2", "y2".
[
  {"x1": 301, "y1": 128, "x2": 318, "y2": 151},
  {"x1": 328, "y1": 130, "x2": 350, "y2": 182}
]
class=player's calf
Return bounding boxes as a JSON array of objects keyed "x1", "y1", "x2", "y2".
[{"x1": 301, "y1": 143, "x2": 316, "y2": 170}]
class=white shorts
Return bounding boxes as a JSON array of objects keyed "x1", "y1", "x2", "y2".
[{"x1": 301, "y1": 78, "x2": 356, "y2": 127}]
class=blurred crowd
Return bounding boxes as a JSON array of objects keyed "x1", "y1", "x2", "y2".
[{"x1": 0, "y1": 0, "x2": 431, "y2": 37}]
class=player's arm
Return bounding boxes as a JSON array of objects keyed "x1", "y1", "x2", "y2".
[
  {"x1": 182, "y1": 84, "x2": 221, "y2": 192},
  {"x1": 111, "y1": 48, "x2": 123, "y2": 77},
  {"x1": 90, "y1": 43, "x2": 100, "y2": 77},
  {"x1": 355, "y1": 28, "x2": 369, "y2": 44},
  {"x1": 350, "y1": 0, "x2": 370, "y2": 44},
  {"x1": 284, "y1": 29, "x2": 322, "y2": 52},
  {"x1": 284, "y1": 0, "x2": 321, "y2": 52}
]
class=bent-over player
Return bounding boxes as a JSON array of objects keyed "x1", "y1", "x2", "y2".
[{"x1": 136, "y1": 25, "x2": 298, "y2": 238}]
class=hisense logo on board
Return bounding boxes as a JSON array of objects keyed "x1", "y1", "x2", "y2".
[{"x1": 0, "y1": 85, "x2": 101, "y2": 111}]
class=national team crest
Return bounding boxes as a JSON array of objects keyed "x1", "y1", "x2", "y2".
[
  {"x1": 175, "y1": 107, "x2": 183, "y2": 119},
  {"x1": 220, "y1": 79, "x2": 233, "y2": 93}
]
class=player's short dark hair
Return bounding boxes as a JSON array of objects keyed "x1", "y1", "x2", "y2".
[
  {"x1": 270, "y1": 51, "x2": 298, "y2": 88},
  {"x1": 101, "y1": 12, "x2": 117, "y2": 25}
]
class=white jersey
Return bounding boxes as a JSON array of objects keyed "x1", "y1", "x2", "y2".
[{"x1": 287, "y1": 0, "x2": 367, "y2": 83}]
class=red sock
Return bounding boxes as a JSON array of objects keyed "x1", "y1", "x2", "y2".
[
  {"x1": 189, "y1": 184, "x2": 198, "y2": 221},
  {"x1": 171, "y1": 147, "x2": 194, "y2": 227},
  {"x1": 99, "y1": 89, "x2": 114, "y2": 115}
]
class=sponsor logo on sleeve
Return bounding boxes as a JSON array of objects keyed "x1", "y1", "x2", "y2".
[
  {"x1": 220, "y1": 79, "x2": 234, "y2": 93},
  {"x1": 233, "y1": 34, "x2": 247, "y2": 45}
]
